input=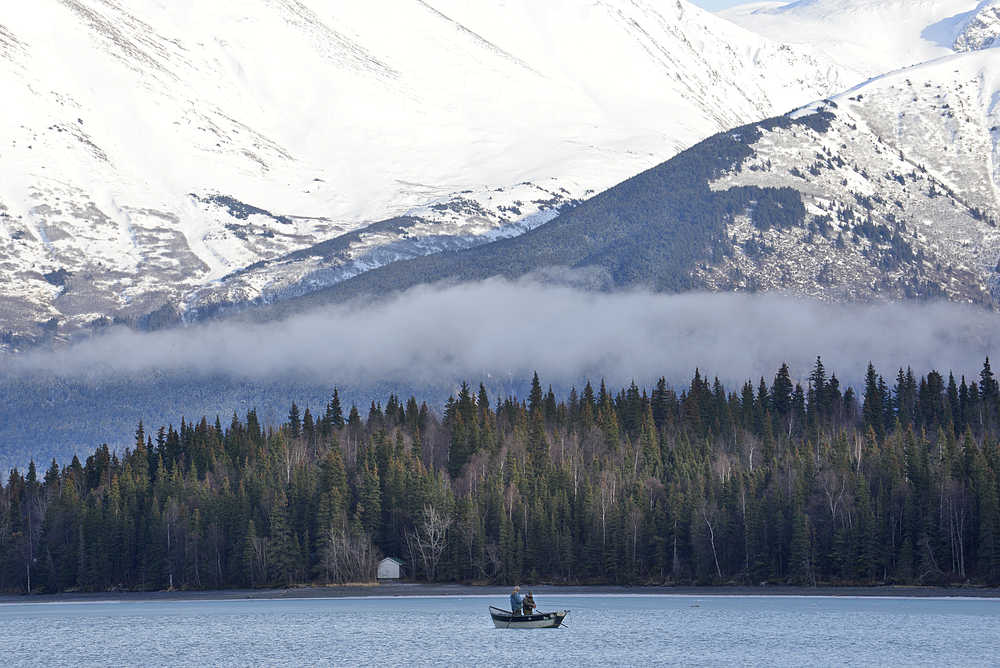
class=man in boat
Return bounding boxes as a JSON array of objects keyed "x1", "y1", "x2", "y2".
[
  {"x1": 509, "y1": 585, "x2": 525, "y2": 615},
  {"x1": 522, "y1": 592, "x2": 536, "y2": 616}
]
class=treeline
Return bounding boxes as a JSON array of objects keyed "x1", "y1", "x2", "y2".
[{"x1": 2, "y1": 357, "x2": 1000, "y2": 593}]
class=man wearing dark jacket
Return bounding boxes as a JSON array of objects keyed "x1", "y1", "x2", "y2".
[{"x1": 523, "y1": 592, "x2": 536, "y2": 615}]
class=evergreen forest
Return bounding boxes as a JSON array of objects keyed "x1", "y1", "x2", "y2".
[{"x1": 4, "y1": 357, "x2": 1000, "y2": 593}]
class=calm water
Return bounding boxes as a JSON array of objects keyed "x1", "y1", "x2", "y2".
[{"x1": 1, "y1": 594, "x2": 998, "y2": 666}]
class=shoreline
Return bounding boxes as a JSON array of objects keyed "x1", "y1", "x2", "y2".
[{"x1": 1, "y1": 583, "x2": 999, "y2": 604}]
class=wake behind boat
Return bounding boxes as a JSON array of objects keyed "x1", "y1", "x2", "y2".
[{"x1": 489, "y1": 606, "x2": 569, "y2": 629}]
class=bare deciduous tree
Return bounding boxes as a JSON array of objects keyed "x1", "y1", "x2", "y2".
[
  {"x1": 599, "y1": 470, "x2": 617, "y2": 547},
  {"x1": 819, "y1": 468, "x2": 847, "y2": 523},
  {"x1": 406, "y1": 504, "x2": 452, "y2": 582},
  {"x1": 281, "y1": 438, "x2": 307, "y2": 486},
  {"x1": 23, "y1": 492, "x2": 46, "y2": 593},
  {"x1": 738, "y1": 432, "x2": 758, "y2": 473},
  {"x1": 320, "y1": 530, "x2": 379, "y2": 583},
  {"x1": 701, "y1": 503, "x2": 723, "y2": 580},
  {"x1": 165, "y1": 497, "x2": 180, "y2": 589},
  {"x1": 484, "y1": 542, "x2": 502, "y2": 579},
  {"x1": 252, "y1": 537, "x2": 269, "y2": 583}
]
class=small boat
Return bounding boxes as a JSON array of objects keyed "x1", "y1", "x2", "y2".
[{"x1": 489, "y1": 605, "x2": 569, "y2": 629}]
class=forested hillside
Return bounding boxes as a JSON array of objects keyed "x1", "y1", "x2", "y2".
[{"x1": 3, "y1": 358, "x2": 1000, "y2": 593}]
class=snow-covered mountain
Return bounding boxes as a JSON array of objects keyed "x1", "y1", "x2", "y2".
[
  {"x1": 265, "y1": 50, "x2": 1000, "y2": 311},
  {"x1": 721, "y1": 0, "x2": 994, "y2": 80},
  {"x1": 0, "y1": 0, "x2": 850, "y2": 346}
]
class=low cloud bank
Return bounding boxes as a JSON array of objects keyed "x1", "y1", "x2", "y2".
[{"x1": 6, "y1": 278, "x2": 1000, "y2": 390}]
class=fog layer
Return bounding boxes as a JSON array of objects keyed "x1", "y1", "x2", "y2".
[{"x1": 7, "y1": 278, "x2": 999, "y2": 389}]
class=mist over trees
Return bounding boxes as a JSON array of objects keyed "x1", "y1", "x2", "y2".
[
  {"x1": 7, "y1": 285, "x2": 1000, "y2": 474},
  {"x1": 3, "y1": 358, "x2": 1000, "y2": 593}
]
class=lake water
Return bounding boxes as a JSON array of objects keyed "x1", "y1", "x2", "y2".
[{"x1": 1, "y1": 594, "x2": 998, "y2": 666}]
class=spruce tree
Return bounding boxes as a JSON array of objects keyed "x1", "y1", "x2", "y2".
[{"x1": 269, "y1": 495, "x2": 297, "y2": 586}]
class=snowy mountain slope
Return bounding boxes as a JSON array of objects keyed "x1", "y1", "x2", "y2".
[
  {"x1": 721, "y1": 0, "x2": 990, "y2": 80},
  {"x1": 700, "y1": 51, "x2": 1000, "y2": 302},
  {"x1": 261, "y1": 50, "x2": 1000, "y2": 312},
  {"x1": 955, "y1": 0, "x2": 1000, "y2": 51},
  {"x1": 178, "y1": 180, "x2": 582, "y2": 322},
  {"x1": 0, "y1": 0, "x2": 851, "y2": 347}
]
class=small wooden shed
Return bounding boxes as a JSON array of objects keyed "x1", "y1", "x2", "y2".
[{"x1": 377, "y1": 557, "x2": 403, "y2": 580}]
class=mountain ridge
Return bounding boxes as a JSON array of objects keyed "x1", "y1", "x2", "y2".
[
  {"x1": 233, "y1": 50, "x2": 1000, "y2": 318},
  {"x1": 0, "y1": 0, "x2": 850, "y2": 349},
  {"x1": 721, "y1": 0, "x2": 992, "y2": 78}
]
